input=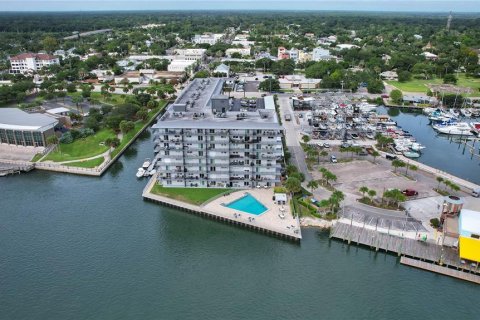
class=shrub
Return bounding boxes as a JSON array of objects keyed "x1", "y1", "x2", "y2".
[
  {"x1": 59, "y1": 131, "x2": 73, "y2": 144},
  {"x1": 430, "y1": 218, "x2": 440, "y2": 228},
  {"x1": 274, "y1": 186, "x2": 287, "y2": 193}
]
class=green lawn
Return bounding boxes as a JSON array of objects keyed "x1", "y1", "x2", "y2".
[
  {"x1": 110, "y1": 101, "x2": 167, "y2": 158},
  {"x1": 43, "y1": 100, "x2": 167, "y2": 162},
  {"x1": 31, "y1": 153, "x2": 44, "y2": 162},
  {"x1": 386, "y1": 78, "x2": 442, "y2": 92},
  {"x1": 42, "y1": 129, "x2": 115, "y2": 162},
  {"x1": 66, "y1": 157, "x2": 105, "y2": 168},
  {"x1": 151, "y1": 184, "x2": 232, "y2": 205},
  {"x1": 387, "y1": 74, "x2": 480, "y2": 96}
]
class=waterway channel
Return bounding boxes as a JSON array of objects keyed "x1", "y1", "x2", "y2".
[
  {"x1": 1, "y1": 127, "x2": 479, "y2": 319},
  {"x1": 379, "y1": 106, "x2": 480, "y2": 185}
]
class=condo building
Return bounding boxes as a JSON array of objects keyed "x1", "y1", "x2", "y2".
[
  {"x1": 152, "y1": 78, "x2": 284, "y2": 188},
  {"x1": 9, "y1": 53, "x2": 60, "y2": 74}
]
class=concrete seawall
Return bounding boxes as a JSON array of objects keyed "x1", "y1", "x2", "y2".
[{"x1": 141, "y1": 174, "x2": 302, "y2": 242}]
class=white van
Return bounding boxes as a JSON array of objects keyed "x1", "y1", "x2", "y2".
[{"x1": 472, "y1": 189, "x2": 480, "y2": 198}]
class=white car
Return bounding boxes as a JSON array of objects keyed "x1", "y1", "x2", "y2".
[{"x1": 330, "y1": 155, "x2": 337, "y2": 163}]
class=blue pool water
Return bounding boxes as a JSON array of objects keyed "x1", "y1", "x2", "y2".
[{"x1": 224, "y1": 193, "x2": 268, "y2": 215}]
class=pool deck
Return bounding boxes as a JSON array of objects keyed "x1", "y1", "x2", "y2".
[{"x1": 142, "y1": 174, "x2": 302, "y2": 241}]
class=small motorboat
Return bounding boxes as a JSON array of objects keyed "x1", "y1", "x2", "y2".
[
  {"x1": 142, "y1": 158, "x2": 151, "y2": 169},
  {"x1": 410, "y1": 143, "x2": 426, "y2": 152},
  {"x1": 403, "y1": 151, "x2": 421, "y2": 158},
  {"x1": 136, "y1": 168, "x2": 146, "y2": 178}
]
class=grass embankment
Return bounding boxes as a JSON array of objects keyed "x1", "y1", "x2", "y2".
[
  {"x1": 66, "y1": 157, "x2": 105, "y2": 168},
  {"x1": 110, "y1": 101, "x2": 167, "y2": 158},
  {"x1": 43, "y1": 100, "x2": 167, "y2": 162},
  {"x1": 42, "y1": 129, "x2": 114, "y2": 162},
  {"x1": 31, "y1": 153, "x2": 43, "y2": 162},
  {"x1": 151, "y1": 184, "x2": 232, "y2": 205},
  {"x1": 386, "y1": 74, "x2": 480, "y2": 96}
]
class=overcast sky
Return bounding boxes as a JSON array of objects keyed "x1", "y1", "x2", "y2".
[{"x1": 0, "y1": 0, "x2": 478, "y2": 12}]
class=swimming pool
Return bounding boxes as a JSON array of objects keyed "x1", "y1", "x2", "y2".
[{"x1": 224, "y1": 193, "x2": 268, "y2": 215}]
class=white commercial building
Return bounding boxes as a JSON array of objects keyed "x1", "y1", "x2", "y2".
[
  {"x1": 192, "y1": 33, "x2": 225, "y2": 45},
  {"x1": 312, "y1": 47, "x2": 334, "y2": 61},
  {"x1": 9, "y1": 53, "x2": 60, "y2": 74},
  {"x1": 225, "y1": 48, "x2": 251, "y2": 58},
  {"x1": 167, "y1": 60, "x2": 197, "y2": 73},
  {"x1": 175, "y1": 48, "x2": 207, "y2": 61}
]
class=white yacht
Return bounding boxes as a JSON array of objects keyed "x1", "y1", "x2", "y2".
[
  {"x1": 136, "y1": 168, "x2": 146, "y2": 178},
  {"x1": 142, "y1": 158, "x2": 151, "y2": 169},
  {"x1": 434, "y1": 122, "x2": 474, "y2": 136}
]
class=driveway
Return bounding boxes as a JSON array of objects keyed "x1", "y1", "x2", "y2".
[{"x1": 277, "y1": 95, "x2": 312, "y2": 181}]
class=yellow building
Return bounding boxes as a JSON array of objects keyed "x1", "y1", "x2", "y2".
[{"x1": 458, "y1": 209, "x2": 480, "y2": 263}]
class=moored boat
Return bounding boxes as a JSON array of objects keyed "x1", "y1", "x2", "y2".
[
  {"x1": 136, "y1": 168, "x2": 146, "y2": 178},
  {"x1": 403, "y1": 151, "x2": 421, "y2": 158}
]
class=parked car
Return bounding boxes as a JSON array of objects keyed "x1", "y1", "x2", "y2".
[
  {"x1": 472, "y1": 189, "x2": 480, "y2": 197},
  {"x1": 330, "y1": 155, "x2": 337, "y2": 163},
  {"x1": 340, "y1": 142, "x2": 351, "y2": 149},
  {"x1": 284, "y1": 114, "x2": 292, "y2": 121},
  {"x1": 358, "y1": 149, "x2": 368, "y2": 156},
  {"x1": 323, "y1": 143, "x2": 330, "y2": 148},
  {"x1": 385, "y1": 153, "x2": 397, "y2": 160},
  {"x1": 402, "y1": 189, "x2": 418, "y2": 196}
]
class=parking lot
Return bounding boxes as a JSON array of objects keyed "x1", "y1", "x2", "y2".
[{"x1": 315, "y1": 159, "x2": 439, "y2": 199}]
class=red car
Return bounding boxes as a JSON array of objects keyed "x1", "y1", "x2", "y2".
[{"x1": 402, "y1": 189, "x2": 418, "y2": 196}]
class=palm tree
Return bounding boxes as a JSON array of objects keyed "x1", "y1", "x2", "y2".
[
  {"x1": 329, "y1": 190, "x2": 345, "y2": 213},
  {"x1": 285, "y1": 177, "x2": 302, "y2": 195},
  {"x1": 444, "y1": 180, "x2": 452, "y2": 192},
  {"x1": 325, "y1": 171, "x2": 337, "y2": 186},
  {"x1": 320, "y1": 150, "x2": 328, "y2": 163},
  {"x1": 368, "y1": 189, "x2": 377, "y2": 203},
  {"x1": 302, "y1": 135, "x2": 311, "y2": 143},
  {"x1": 406, "y1": 164, "x2": 417, "y2": 177},
  {"x1": 371, "y1": 150, "x2": 380, "y2": 164},
  {"x1": 391, "y1": 159, "x2": 405, "y2": 173},
  {"x1": 359, "y1": 186, "x2": 369, "y2": 197},
  {"x1": 436, "y1": 176, "x2": 444, "y2": 190},
  {"x1": 307, "y1": 180, "x2": 319, "y2": 194}
]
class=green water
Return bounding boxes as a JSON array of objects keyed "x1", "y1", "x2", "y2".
[{"x1": 1, "y1": 129, "x2": 479, "y2": 320}]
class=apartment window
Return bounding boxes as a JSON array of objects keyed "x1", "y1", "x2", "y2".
[
  {"x1": 198, "y1": 135, "x2": 203, "y2": 141},
  {"x1": 199, "y1": 151, "x2": 204, "y2": 156},
  {"x1": 15, "y1": 131, "x2": 24, "y2": 145},
  {"x1": 210, "y1": 166, "x2": 216, "y2": 172},
  {"x1": 0, "y1": 129, "x2": 7, "y2": 143},
  {"x1": 165, "y1": 150, "x2": 169, "y2": 155},
  {"x1": 33, "y1": 132, "x2": 43, "y2": 146}
]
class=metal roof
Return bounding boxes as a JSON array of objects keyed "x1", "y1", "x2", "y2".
[
  {"x1": 0, "y1": 108, "x2": 58, "y2": 131},
  {"x1": 459, "y1": 209, "x2": 480, "y2": 237}
]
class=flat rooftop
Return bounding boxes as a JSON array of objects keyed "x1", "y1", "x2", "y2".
[
  {"x1": 153, "y1": 78, "x2": 282, "y2": 130},
  {"x1": 0, "y1": 108, "x2": 58, "y2": 131}
]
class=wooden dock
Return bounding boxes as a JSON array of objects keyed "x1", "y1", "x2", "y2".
[
  {"x1": 401, "y1": 257, "x2": 480, "y2": 285},
  {"x1": 330, "y1": 222, "x2": 480, "y2": 283},
  {"x1": 0, "y1": 162, "x2": 34, "y2": 177}
]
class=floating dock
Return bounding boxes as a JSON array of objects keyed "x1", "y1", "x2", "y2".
[
  {"x1": 330, "y1": 222, "x2": 480, "y2": 283},
  {"x1": 400, "y1": 257, "x2": 480, "y2": 285}
]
